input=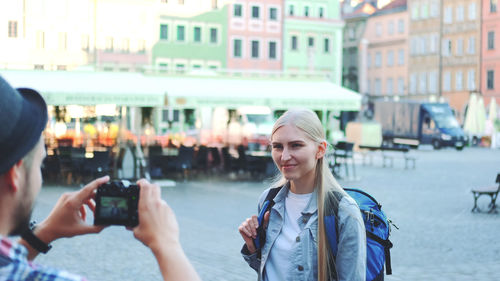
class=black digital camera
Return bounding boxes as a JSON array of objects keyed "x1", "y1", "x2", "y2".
[{"x1": 94, "y1": 180, "x2": 139, "y2": 227}]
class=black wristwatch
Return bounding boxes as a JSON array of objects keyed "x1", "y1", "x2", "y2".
[{"x1": 21, "y1": 221, "x2": 52, "y2": 254}]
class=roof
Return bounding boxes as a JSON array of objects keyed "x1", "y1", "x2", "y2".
[
  {"x1": 372, "y1": 0, "x2": 407, "y2": 16},
  {"x1": 342, "y1": 2, "x2": 377, "y2": 19},
  {"x1": 0, "y1": 70, "x2": 362, "y2": 111}
]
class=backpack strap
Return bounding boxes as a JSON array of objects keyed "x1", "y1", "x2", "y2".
[
  {"x1": 324, "y1": 190, "x2": 345, "y2": 281},
  {"x1": 366, "y1": 231, "x2": 393, "y2": 275},
  {"x1": 254, "y1": 186, "x2": 283, "y2": 253}
]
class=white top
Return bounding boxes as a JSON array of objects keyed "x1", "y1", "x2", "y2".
[{"x1": 264, "y1": 191, "x2": 312, "y2": 281}]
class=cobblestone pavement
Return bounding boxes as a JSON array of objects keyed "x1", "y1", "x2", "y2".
[{"x1": 32, "y1": 147, "x2": 500, "y2": 281}]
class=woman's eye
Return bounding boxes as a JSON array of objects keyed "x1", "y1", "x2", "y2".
[
  {"x1": 272, "y1": 144, "x2": 283, "y2": 150},
  {"x1": 292, "y1": 143, "x2": 303, "y2": 148}
]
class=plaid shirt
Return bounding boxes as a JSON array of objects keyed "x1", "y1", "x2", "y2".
[{"x1": 0, "y1": 236, "x2": 86, "y2": 281}]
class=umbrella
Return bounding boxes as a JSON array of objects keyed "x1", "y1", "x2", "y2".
[
  {"x1": 489, "y1": 97, "x2": 498, "y2": 121},
  {"x1": 463, "y1": 93, "x2": 478, "y2": 135},
  {"x1": 477, "y1": 95, "x2": 487, "y2": 135}
]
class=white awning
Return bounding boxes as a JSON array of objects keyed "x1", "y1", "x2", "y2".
[
  {"x1": 1, "y1": 70, "x2": 361, "y2": 111},
  {"x1": 1, "y1": 70, "x2": 166, "y2": 106}
]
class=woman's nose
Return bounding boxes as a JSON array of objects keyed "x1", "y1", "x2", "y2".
[{"x1": 281, "y1": 148, "x2": 291, "y2": 161}]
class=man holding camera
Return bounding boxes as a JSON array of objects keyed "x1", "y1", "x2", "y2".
[{"x1": 0, "y1": 75, "x2": 200, "y2": 281}]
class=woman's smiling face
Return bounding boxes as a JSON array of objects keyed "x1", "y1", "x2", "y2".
[{"x1": 271, "y1": 124, "x2": 320, "y2": 186}]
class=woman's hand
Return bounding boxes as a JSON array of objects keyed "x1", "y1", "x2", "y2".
[{"x1": 238, "y1": 211, "x2": 269, "y2": 254}]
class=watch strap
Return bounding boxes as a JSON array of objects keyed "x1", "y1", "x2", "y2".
[{"x1": 21, "y1": 223, "x2": 52, "y2": 254}]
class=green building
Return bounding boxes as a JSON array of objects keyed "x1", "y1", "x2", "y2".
[
  {"x1": 282, "y1": 0, "x2": 344, "y2": 83},
  {"x1": 152, "y1": 6, "x2": 228, "y2": 74}
]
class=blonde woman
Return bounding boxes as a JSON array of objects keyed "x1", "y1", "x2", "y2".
[{"x1": 238, "y1": 108, "x2": 366, "y2": 281}]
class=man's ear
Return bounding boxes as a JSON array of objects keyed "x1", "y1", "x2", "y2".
[
  {"x1": 3, "y1": 159, "x2": 23, "y2": 193},
  {"x1": 316, "y1": 141, "x2": 327, "y2": 159}
]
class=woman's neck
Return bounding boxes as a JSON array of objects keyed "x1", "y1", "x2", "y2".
[{"x1": 289, "y1": 178, "x2": 315, "y2": 194}]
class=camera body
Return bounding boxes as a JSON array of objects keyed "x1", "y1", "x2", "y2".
[{"x1": 94, "y1": 180, "x2": 139, "y2": 227}]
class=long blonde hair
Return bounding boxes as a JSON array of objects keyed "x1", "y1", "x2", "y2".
[{"x1": 270, "y1": 108, "x2": 345, "y2": 281}]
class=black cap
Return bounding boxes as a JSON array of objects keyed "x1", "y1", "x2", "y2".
[{"x1": 0, "y1": 75, "x2": 48, "y2": 174}]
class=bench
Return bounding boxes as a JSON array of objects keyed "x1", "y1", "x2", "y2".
[
  {"x1": 471, "y1": 173, "x2": 500, "y2": 213},
  {"x1": 358, "y1": 145, "x2": 416, "y2": 169}
]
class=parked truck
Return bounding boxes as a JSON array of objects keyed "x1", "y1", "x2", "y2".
[{"x1": 372, "y1": 100, "x2": 467, "y2": 150}]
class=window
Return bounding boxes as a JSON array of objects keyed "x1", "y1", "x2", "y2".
[
  {"x1": 291, "y1": 35, "x2": 298, "y2": 50},
  {"x1": 429, "y1": 71, "x2": 438, "y2": 94},
  {"x1": 121, "y1": 38, "x2": 129, "y2": 53},
  {"x1": 375, "y1": 23, "x2": 382, "y2": 37},
  {"x1": 269, "y1": 41, "x2": 277, "y2": 59},
  {"x1": 467, "y1": 69, "x2": 476, "y2": 90},
  {"x1": 367, "y1": 53, "x2": 371, "y2": 68},
  {"x1": 374, "y1": 79, "x2": 382, "y2": 95},
  {"x1": 411, "y1": 3, "x2": 419, "y2": 20},
  {"x1": 468, "y1": 3, "x2": 476, "y2": 20},
  {"x1": 269, "y1": 7, "x2": 278, "y2": 20},
  {"x1": 468, "y1": 36, "x2": 475, "y2": 54},
  {"x1": 367, "y1": 79, "x2": 371, "y2": 95},
  {"x1": 398, "y1": 19, "x2": 404, "y2": 33},
  {"x1": 193, "y1": 27, "x2": 201, "y2": 42},
  {"x1": 319, "y1": 7, "x2": 324, "y2": 18},
  {"x1": 210, "y1": 28, "x2": 218, "y2": 43},
  {"x1": 138, "y1": 40, "x2": 146, "y2": 53},
  {"x1": 388, "y1": 21, "x2": 394, "y2": 35},
  {"x1": 375, "y1": 52, "x2": 381, "y2": 67},
  {"x1": 488, "y1": 31, "x2": 495, "y2": 50},
  {"x1": 36, "y1": 31, "x2": 45, "y2": 49},
  {"x1": 419, "y1": 72, "x2": 427, "y2": 93},
  {"x1": 105, "y1": 36, "x2": 113, "y2": 52},
  {"x1": 455, "y1": 71, "x2": 463, "y2": 90},
  {"x1": 251, "y1": 40, "x2": 259, "y2": 58},
  {"x1": 430, "y1": 2, "x2": 439, "y2": 17},
  {"x1": 252, "y1": 6, "x2": 260, "y2": 19},
  {"x1": 430, "y1": 34, "x2": 438, "y2": 53},
  {"x1": 324, "y1": 38, "x2": 330, "y2": 53},
  {"x1": 386, "y1": 78, "x2": 393, "y2": 95},
  {"x1": 8, "y1": 21, "x2": 17, "y2": 38},
  {"x1": 410, "y1": 73, "x2": 417, "y2": 94},
  {"x1": 177, "y1": 26, "x2": 185, "y2": 41},
  {"x1": 58, "y1": 32, "x2": 67, "y2": 50},
  {"x1": 233, "y1": 39, "x2": 242, "y2": 57},
  {"x1": 81, "y1": 34, "x2": 89, "y2": 51},
  {"x1": 289, "y1": 5, "x2": 294, "y2": 16},
  {"x1": 487, "y1": 70, "x2": 495, "y2": 89},
  {"x1": 444, "y1": 7, "x2": 452, "y2": 23},
  {"x1": 491, "y1": 0, "x2": 497, "y2": 13},
  {"x1": 387, "y1": 50, "x2": 394, "y2": 66},
  {"x1": 420, "y1": 3, "x2": 428, "y2": 19},
  {"x1": 398, "y1": 49, "x2": 404, "y2": 65},
  {"x1": 398, "y1": 77, "x2": 405, "y2": 95},
  {"x1": 456, "y1": 38, "x2": 463, "y2": 55},
  {"x1": 443, "y1": 72, "x2": 451, "y2": 91},
  {"x1": 348, "y1": 27, "x2": 355, "y2": 40},
  {"x1": 456, "y1": 5, "x2": 464, "y2": 22},
  {"x1": 160, "y1": 24, "x2": 168, "y2": 40},
  {"x1": 175, "y1": 64, "x2": 185, "y2": 73},
  {"x1": 442, "y1": 39, "x2": 452, "y2": 56},
  {"x1": 410, "y1": 37, "x2": 417, "y2": 55},
  {"x1": 234, "y1": 4, "x2": 242, "y2": 17},
  {"x1": 308, "y1": 37, "x2": 314, "y2": 48},
  {"x1": 304, "y1": 6, "x2": 309, "y2": 17}
]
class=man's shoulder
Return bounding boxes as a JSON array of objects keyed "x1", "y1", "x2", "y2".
[{"x1": 0, "y1": 237, "x2": 86, "y2": 281}]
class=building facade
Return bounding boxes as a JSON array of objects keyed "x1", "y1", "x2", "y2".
[
  {"x1": 482, "y1": 0, "x2": 500, "y2": 107},
  {"x1": 152, "y1": 5, "x2": 228, "y2": 74},
  {"x1": 362, "y1": 0, "x2": 408, "y2": 97},
  {"x1": 407, "y1": 0, "x2": 441, "y2": 101},
  {"x1": 226, "y1": 0, "x2": 283, "y2": 73},
  {"x1": 441, "y1": 0, "x2": 481, "y2": 117},
  {"x1": 282, "y1": 0, "x2": 344, "y2": 83},
  {"x1": 342, "y1": 2, "x2": 377, "y2": 92}
]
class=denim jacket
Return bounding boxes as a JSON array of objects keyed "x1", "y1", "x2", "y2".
[{"x1": 241, "y1": 185, "x2": 366, "y2": 281}]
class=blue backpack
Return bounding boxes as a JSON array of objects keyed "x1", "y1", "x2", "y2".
[{"x1": 254, "y1": 187, "x2": 394, "y2": 281}]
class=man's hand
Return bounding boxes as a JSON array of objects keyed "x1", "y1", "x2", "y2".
[
  {"x1": 132, "y1": 179, "x2": 179, "y2": 251},
  {"x1": 35, "y1": 176, "x2": 109, "y2": 243},
  {"x1": 132, "y1": 179, "x2": 200, "y2": 281}
]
